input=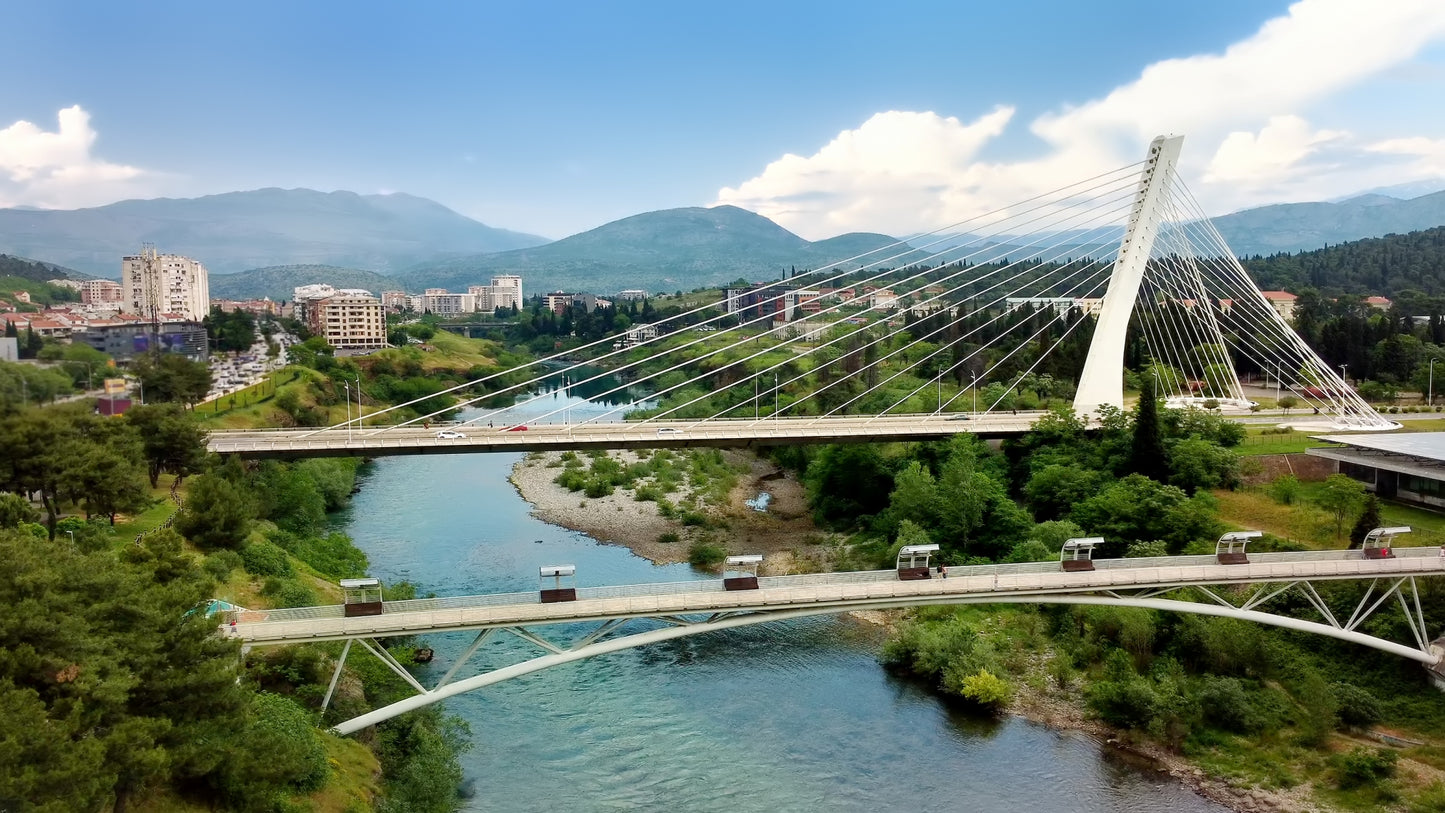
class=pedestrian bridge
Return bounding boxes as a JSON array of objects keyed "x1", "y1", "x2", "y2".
[{"x1": 224, "y1": 546, "x2": 1445, "y2": 734}]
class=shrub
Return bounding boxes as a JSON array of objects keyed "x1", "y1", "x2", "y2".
[
  {"x1": 1336, "y1": 747, "x2": 1397, "y2": 789},
  {"x1": 1334, "y1": 683, "x2": 1384, "y2": 728},
  {"x1": 241, "y1": 540, "x2": 293, "y2": 578},
  {"x1": 1267, "y1": 474, "x2": 1303, "y2": 506},
  {"x1": 657, "y1": 531, "x2": 680, "y2": 545},
  {"x1": 688, "y1": 541, "x2": 727, "y2": 568},
  {"x1": 1198, "y1": 676, "x2": 1259, "y2": 733},
  {"x1": 951, "y1": 669, "x2": 1013, "y2": 712},
  {"x1": 203, "y1": 549, "x2": 245, "y2": 582},
  {"x1": 584, "y1": 478, "x2": 614, "y2": 498}
]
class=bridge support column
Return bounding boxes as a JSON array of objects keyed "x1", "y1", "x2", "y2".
[{"x1": 1074, "y1": 135, "x2": 1184, "y2": 416}]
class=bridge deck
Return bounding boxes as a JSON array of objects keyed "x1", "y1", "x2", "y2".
[
  {"x1": 206, "y1": 413, "x2": 1046, "y2": 458},
  {"x1": 231, "y1": 547, "x2": 1445, "y2": 645}
]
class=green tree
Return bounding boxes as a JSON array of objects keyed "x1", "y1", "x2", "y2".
[
  {"x1": 1070, "y1": 474, "x2": 1220, "y2": 554},
  {"x1": 0, "y1": 528, "x2": 249, "y2": 811},
  {"x1": 885, "y1": 461, "x2": 939, "y2": 534},
  {"x1": 1317, "y1": 473, "x2": 1366, "y2": 542},
  {"x1": 0, "y1": 493, "x2": 38, "y2": 528},
  {"x1": 1166, "y1": 437, "x2": 1240, "y2": 494},
  {"x1": 132, "y1": 352, "x2": 213, "y2": 405},
  {"x1": 1348, "y1": 493, "x2": 1383, "y2": 549},
  {"x1": 174, "y1": 473, "x2": 255, "y2": 550},
  {"x1": 1127, "y1": 376, "x2": 1168, "y2": 482},
  {"x1": 125, "y1": 403, "x2": 210, "y2": 487}
]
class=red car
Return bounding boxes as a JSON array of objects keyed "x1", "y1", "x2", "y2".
[{"x1": 503, "y1": 425, "x2": 528, "y2": 432}]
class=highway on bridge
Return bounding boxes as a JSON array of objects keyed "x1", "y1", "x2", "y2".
[{"x1": 206, "y1": 412, "x2": 1050, "y2": 458}]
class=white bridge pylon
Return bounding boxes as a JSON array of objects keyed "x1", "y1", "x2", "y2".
[{"x1": 228, "y1": 549, "x2": 1445, "y2": 734}]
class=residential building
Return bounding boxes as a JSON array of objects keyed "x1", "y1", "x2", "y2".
[
  {"x1": 122, "y1": 248, "x2": 210, "y2": 321},
  {"x1": 1259, "y1": 290, "x2": 1298, "y2": 322},
  {"x1": 490, "y1": 275, "x2": 523, "y2": 309},
  {"x1": 618, "y1": 322, "x2": 659, "y2": 347},
  {"x1": 306, "y1": 293, "x2": 387, "y2": 350},
  {"x1": 1365, "y1": 296, "x2": 1393, "y2": 311},
  {"x1": 82, "y1": 279, "x2": 124, "y2": 305},
  {"x1": 293, "y1": 285, "x2": 374, "y2": 324},
  {"x1": 422, "y1": 292, "x2": 477, "y2": 316},
  {"x1": 12, "y1": 291, "x2": 31, "y2": 304},
  {"x1": 542, "y1": 292, "x2": 572, "y2": 314},
  {"x1": 617, "y1": 290, "x2": 648, "y2": 301},
  {"x1": 380, "y1": 290, "x2": 409, "y2": 310},
  {"x1": 210, "y1": 298, "x2": 279, "y2": 316},
  {"x1": 0, "y1": 337, "x2": 16, "y2": 362}
]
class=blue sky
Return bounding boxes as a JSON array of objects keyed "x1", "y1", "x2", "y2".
[{"x1": 2, "y1": 0, "x2": 1444, "y2": 239}]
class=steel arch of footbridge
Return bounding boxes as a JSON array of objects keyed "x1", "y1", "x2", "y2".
[{"x1": 224, "y1": 549, "x2": 1445, "y2": 735}]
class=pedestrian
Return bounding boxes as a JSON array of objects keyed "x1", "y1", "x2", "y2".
[{"x1": 941, "y1": 565, "x2": 948, "y2": 579}]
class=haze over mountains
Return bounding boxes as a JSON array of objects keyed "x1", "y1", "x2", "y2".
[
  {"x1": 0, "y1": 188, "x2": 547, "y2": 276},
  {"x1": 2, "y1": 184, "x2": 1444, "y2": 300}
]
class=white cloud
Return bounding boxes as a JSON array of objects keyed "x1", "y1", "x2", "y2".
[
  {"x1": 1203, "y1": 116, "x2": 1347, "y2": 187},
  {"x1": 1366, "y1": 135, "x2": 1445, "y2": 177},
  {"x1": 716, "y1": 0, "x2": 1445, "y2": 238},
  {"x1": 0, "y1": 105, "x2": 151, "y2": 209}
]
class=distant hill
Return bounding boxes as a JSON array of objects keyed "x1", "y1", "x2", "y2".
[
  {"x1": 400, "y1": 205, "x2": 932, "y2": 293},
  {"x1": 1242, "y1": 226, "x2": 1445, "y2": 297},
  {"x1": 0, "y1": 188, "x2": 550, "y2": 277},
  {"x1": 208, "y1": 265, "x2": 404, "y2": 302},
  {"x1": 1214, "y1": 191, "x2": 1445, "y2": 256},
  {"x1": 0, "y1": 253, "x2": 89, "y2": 282}
]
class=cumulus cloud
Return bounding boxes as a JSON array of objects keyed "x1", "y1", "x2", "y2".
[
  {"x1": 1203, "y1": 116, "x2": 1347, "y2": 187},
  {"x1": 716, "y1": 0, "x2": 1445, "y2": 238},
  {"x1": 0, "y1": 105, "x2": 150, "y2": 209},
  {"x1": 1367, "y1": 136, "x2": 1445, "y2": 177}
]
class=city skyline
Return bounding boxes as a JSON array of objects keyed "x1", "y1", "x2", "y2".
[{"x1": 2, "y1": 0, "x2": 1444, "y2": 241}]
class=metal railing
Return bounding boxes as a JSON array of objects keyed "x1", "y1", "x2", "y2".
[{"x1": 248, "y1": 546, "x2": 1445, "y2": 625}]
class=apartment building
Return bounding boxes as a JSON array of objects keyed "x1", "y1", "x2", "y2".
[
  {"x1": 306, "y1": 293, "x2": 386, "y2": 350},
  {"x1": 82, "y1": 279, "x2": 124, "y2": 305},
  {"x1": 122, "y1": 248, "x2": 210, "y2": 321}
]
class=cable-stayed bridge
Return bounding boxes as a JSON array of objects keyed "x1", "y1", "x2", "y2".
[{"x1": 209, "y1": 135, "x2": 1393, "y2": 459}]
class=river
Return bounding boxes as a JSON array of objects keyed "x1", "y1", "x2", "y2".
[{"x1": 331, "y1": 395, "x2": 1227, "y2": 812}]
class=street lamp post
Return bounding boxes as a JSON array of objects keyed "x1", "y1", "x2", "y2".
[
  {"x1": 773, "y1": 372, "x2": 779, "y2": 420},
  {"x1": 754, "y1": 375, "x2": 759, "y2": 420},
  {"x1": 1431, "y1": 358, "x2": 1441, "y2": 407},
  {"x1": 971, "y1": 372, "x2": 978, "y2": 415},
  {"x1": 65, "y1": 530, "x2": 74, "y2": 546},
  {"x1": 342, "y1": 381, "x2": 352, "y2": 442},
  {"x1": 1339, "y1": 364, "x2": 1348, "y2": 386}
]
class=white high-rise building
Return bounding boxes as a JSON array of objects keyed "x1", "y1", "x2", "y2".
[
  {"x1": 122, "y1": 248, "x2": 210, "y2": 321},
  {"x1": 490, "y1": 275, "x2": 523, "y2": 309}
]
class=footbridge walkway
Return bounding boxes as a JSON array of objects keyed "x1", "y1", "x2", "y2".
[{"x1": 224, "y1": 546, "x2": 1445, "y2": 734}]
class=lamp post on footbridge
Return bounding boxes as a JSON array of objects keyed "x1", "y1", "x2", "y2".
[
  {"x1": 773, "y1": 372, "x2": 779, "y2": 420},
  {"x1": 342, "y1": 381, "x2": 353, "y2": 442},
  {"x1": 971, "y1": 372, "x2": 978, "y2": 416}
]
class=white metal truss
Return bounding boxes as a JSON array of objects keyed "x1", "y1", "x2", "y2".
[{"x1": 313, "y1": 562, "x2": 1445, "y2": 736}]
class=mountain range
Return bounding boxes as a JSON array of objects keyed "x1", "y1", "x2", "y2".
[
  {"x1": 0, "y1": 188, "x2": 547, "y2": 276},
  {"x1": 2, "y1": 183, "x2": 1444, "y2": 299}
]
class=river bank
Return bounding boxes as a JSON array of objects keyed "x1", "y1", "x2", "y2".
[{"x1": 509, "y1": 448, "x2": 832, "y2": 572}]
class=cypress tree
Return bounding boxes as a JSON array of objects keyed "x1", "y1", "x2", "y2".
[
  {"x1": 1349, "y1": 494, "x2": 1383, "y2": 549},
  {"x1": 1128, "y1": 374, "x2": 1168, "y2": 482}
]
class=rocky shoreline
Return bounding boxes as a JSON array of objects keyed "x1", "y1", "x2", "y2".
[{"x1": 508, "y1": 449, "x2": 829, "y2": 570}]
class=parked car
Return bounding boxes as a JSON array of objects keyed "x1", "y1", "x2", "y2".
[{"x1": 436, "y1": 430, "x2": 466, "y2": 439}]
